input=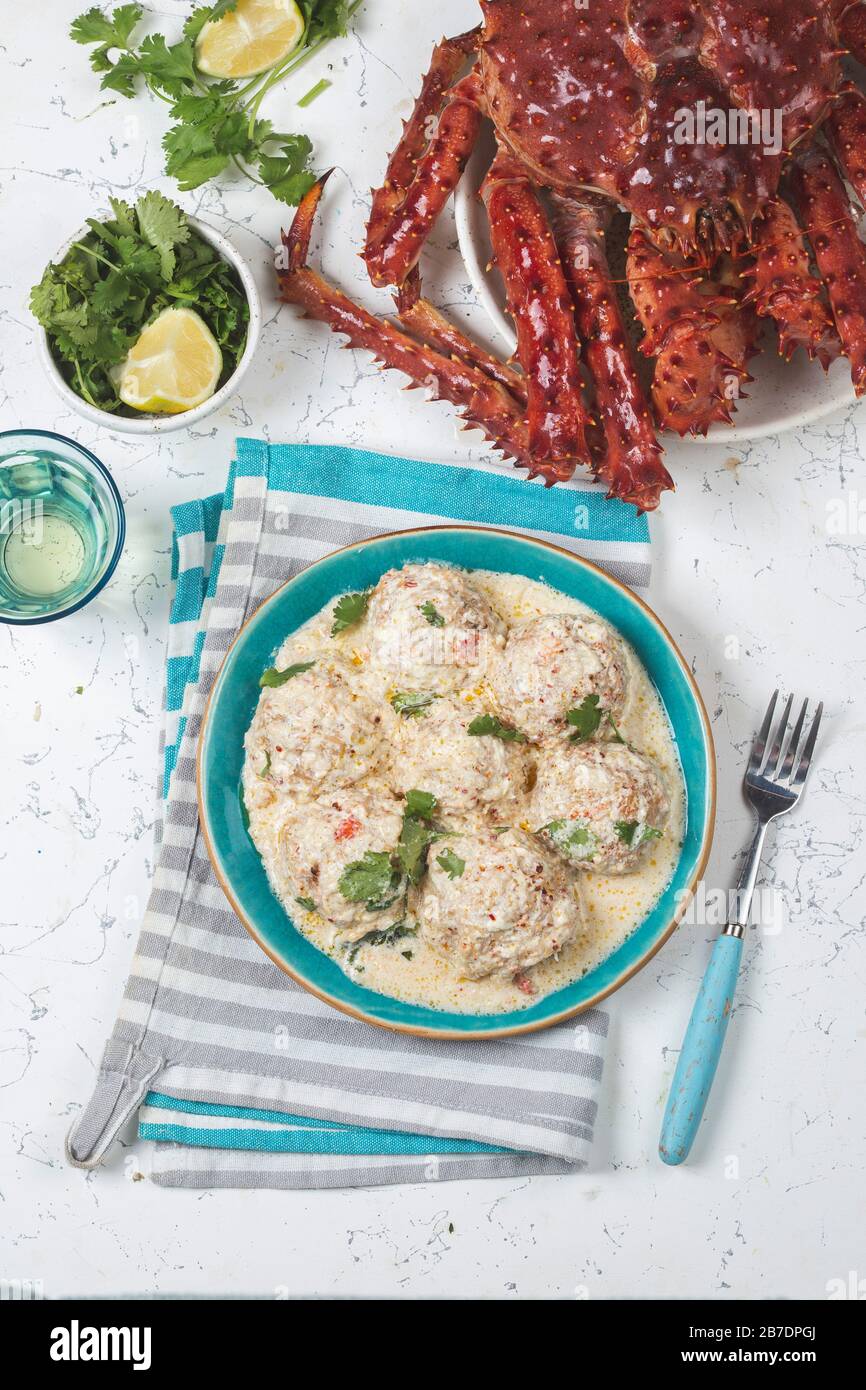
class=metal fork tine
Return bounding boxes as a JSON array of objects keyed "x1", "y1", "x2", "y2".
[
  {"x1": 780, "y1": 698, "x2": 808, "y2": 781},
  {"x1": 791, "y1": 701, "x2": 823, "y2": 789},
  {"x1": 748, "y1": 689, "x2": 778, "y2": 775},
  {"x1": 763, "y1": 692, "x2": 793, "y2": 778}
]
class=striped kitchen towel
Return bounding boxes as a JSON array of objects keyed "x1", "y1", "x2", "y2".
[{"x1": 66, "y1": 439, "x2": 650, "y2": 1189}]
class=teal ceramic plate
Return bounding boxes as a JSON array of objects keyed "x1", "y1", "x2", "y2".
[{"x1": 198, "y1": 526, "x2": 716, "y2": 1038}]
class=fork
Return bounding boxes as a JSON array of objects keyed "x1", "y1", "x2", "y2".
[{"x1": 659, "y1": 691, "x2": 823, "y2": 1165}]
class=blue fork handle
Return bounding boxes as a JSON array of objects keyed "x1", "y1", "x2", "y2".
[{"x1": 659, "y1": 931, "x2": 744, "y2": 1165}]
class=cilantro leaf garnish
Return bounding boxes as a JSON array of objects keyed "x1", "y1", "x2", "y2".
[
  {"x1": 436, "y1": 848, "x2": 465, "y2": 880},
  {"x1": 339, "y1": 790, "x2": 450, "y2": 909},
  {"x1": 566, "y1": 694, "x2": 603, "y2": 742},
  {"x1": 338, "y1": 851, "x2": 401, "y2": 908},
  {"x1": 69, "y1": 2, "x2": 363, "y2": 207},
  {"x1": 134, "y1": 189, "x2": 190, "y2": 279},
  {"x1": 258, "y1": 750, "x2": 272, "y2": 778},
  {"x1": 467, "y1": 713, "x2": 527, "y2": 743},
  {"x1": 404, "y1": 789, "x2": 438, "y2": 820},
  {"x1": 295, "y1": 895, "x2": 316, "y2": 912},
  {"x1": 419, "y1": 600, "x2": 445, "y2": 627},
  {"x1": 70, "y1": 3, "x2": 142, "y2": 51},
  {"x1": 396, "y1": 817, "x2": 431, "y2": 884},
  {"x1": 345, "y1": 918, "x2": 417, "y2": 965},
  {"x1": 615, "y1": 820, "x2": 663, "y2": 849},
  {"x1": 540, "y1": 819, "x2": 597, "y2": 861},
  {"x1": 259, "y1": 660, "x2": 315, "y2": 687},
  {"x1": 566, "y1": 693, "x2": 625, "y2": 743},
  {"x1": 389, "y1": 690, "x2": 438, "y2": 719},
  {"x1": 331, "y1": 589, "x2": 370, "y2": 636},
  {"x1": 398, "y1": 792, "x2": 452, "y2": 883}
]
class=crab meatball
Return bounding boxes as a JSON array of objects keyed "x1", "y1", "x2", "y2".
[
  {"x1": 279, "y1": 792, "x2": 405, "y2": 939},
  {"x1": 530, "y1": 742, "x2": 670, "y2": 875},
  {"x1": 366, "y1": 563, "x2": 506, "y2": 691},
  {"x1": 416, "y1": 828, "x2": 583, "y2": 979},
  {"x1": 244, "y1": 656, "x2": 385, "y2": 798},
  {"x1": 489, "y1": 612, "x2": 628, "y2": 743},
  {"x1": 390, "y1": 695, "x2": 527, "y2": 820}
]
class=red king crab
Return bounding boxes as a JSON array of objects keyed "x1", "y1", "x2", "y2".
[{"x1": 277, "y1": 0, "x2": 866, "y2": 511}]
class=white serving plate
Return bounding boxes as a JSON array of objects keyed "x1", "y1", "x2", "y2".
[{"x1": 454, "y1": 136, "x2": 858, "y2": 444}]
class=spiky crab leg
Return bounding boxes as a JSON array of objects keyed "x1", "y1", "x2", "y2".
[
  {"x1": 395, "y1": 268, "x2": 528, "y2": 404},
  {"x1": 745, "y1": 195, "x2": 841, "y2": 368},
  {"x1": 482, "y1": 149, "x2": 590, "y2": 464},
  {"x1": 827, "y1": 86, "x2": 866, "y2": 207},
  {"x1": 789, "y1": 147, "x2": 866, "y2": 395},
  {"x1": 278, "y1": 177, "x2": 571, "y2": 483},
  {"x1": 363, "y1": 31, "x2": 482, "y2": 290},
  {"x1": 627, "y1": 229, "x2": 759, "y2": 436},
  {"x1": 550, "y1": 195, "x2": 673, "y2": 512},
  {"x1": 626, "y1": 228, "x2": 720, "y2": 356}
]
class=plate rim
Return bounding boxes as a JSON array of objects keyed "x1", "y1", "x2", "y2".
[{"x1": 197, "y1": 523, "x2": 717, "y2": 1039}]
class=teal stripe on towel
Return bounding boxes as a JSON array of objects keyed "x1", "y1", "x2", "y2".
[
  {"x1": 142, "y1": 1092, "x2": 507, "y2": 1155},
  {"x1": 235, "y1": 438, "x2": 649, "y2": 545}
]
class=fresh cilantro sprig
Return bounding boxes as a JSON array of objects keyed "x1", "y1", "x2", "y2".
[
  {"x1": 345, "y1": 917, "x2": 417, "y2": 965},
  {"x1": 566, "y1": 694, "x2": 603, "y2": 741},
  {"x1": 467, "y1": 713, "x2": 527, "y2": 743},
  {"x1": 29, "y1": 190, "x2": 248, "y2": 412},
  {"x1": 435, "y1": 848, "x2": 465, "y2": 880},
  {"x1": 337, "y1": 850, "x2": 403, "y2": 910},
  {"x1": 540, "y1": 819, "x2": 598, "y2": 862},
  {"x1": 418, "y1": 601, "x2": 445, "y2": 627},
  {"x1": 70, "y1": 2, "x2": 363, "y2": 206},
  {"x1": 331, "y1": 589, "x2": 370, "y2": 636},
  {"x1": 565, "y1": 693, "x2": 624, "y2": 743},
  {"x1": 337, "y1": 790, "x2": 453, "y2": 912},
  {"x1": 259, "y1": 660, "x2": 315, "y2": 687},
  {"x1": 615, "y1": 820, "x2": 663, "y2": 849},
  {"x1": 389, "y1": 690, "x2": 438, "y2": 719}
]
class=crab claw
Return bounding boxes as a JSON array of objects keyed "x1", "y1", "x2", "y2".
[
  {"x1": 278, "y1": 177, "x2": 567, "y2": 483},
  {"x1": 283, "y1": 169, "x2": 335, "y2": 272}
]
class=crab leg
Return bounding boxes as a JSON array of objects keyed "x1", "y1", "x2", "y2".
[
  {"x1": 833, "y1": 1, "x2": 866, "y2": 64},
  {"x1": 363, "y1": 31, "x2": 482, "y2": 289},
  {"x1": 395, "y1": 268, "x2": 528, "y2": 404},
  {"x1": 627, "y1": 229, "x2": 759, "y2": 436},
  {"x1": 482, "y1": 151, "x2": 590, "y2": 463},
  {"x1": 278, "y1": 178, "x2": 572, "y2": 483},
  {"x1": 745, "y1": 195, "x2": 841, "y2": 367},
  {"x1": 549, "y1": 195, "x2": 673, "y2": 512},
  {"x1": 827, "y1": 87, "x2": 866, "y2": 207},
  {"x1": 789, "y1": 147, "x2": 866, "y2": 394}
]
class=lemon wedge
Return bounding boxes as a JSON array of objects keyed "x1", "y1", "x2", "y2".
[
  {"x1": 195, "y1": 0, "x2": 305, "y2": 79},
  {"x1": 118, "y1": 307, "x2": 223, "y2": 414}
]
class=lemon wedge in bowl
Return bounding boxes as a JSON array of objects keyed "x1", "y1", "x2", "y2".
[
  {"x1": 195, "y1": 0, "x2": 305, "y2": 79},
  {"x1": 118, "y1": 307, "x2": 223, "y2": 415}
]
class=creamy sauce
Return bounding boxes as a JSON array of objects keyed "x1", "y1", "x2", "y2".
[{"x1": 243, "y1": 567, "x2": 685, "y2": 1014}]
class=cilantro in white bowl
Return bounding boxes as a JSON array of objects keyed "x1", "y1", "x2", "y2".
[{"x1": 31, "y1": 192, "x2": 261, "y2": 435}]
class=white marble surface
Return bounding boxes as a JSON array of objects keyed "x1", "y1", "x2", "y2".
[{"x1": 1, "y1": 1, "x2": 864, "y2": 1300}]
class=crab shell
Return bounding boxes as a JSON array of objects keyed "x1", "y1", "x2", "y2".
[{"x1": 479, "y1": 0, "x2": 841, "y2": 253}]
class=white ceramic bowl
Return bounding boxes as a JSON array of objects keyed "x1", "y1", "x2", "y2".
[
  {"x1": 37, "y1": 214, "x2": 262, "y2": 436},
  {"x1": 454, "y1": 138, "x2": 858, "y2": 444}
]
